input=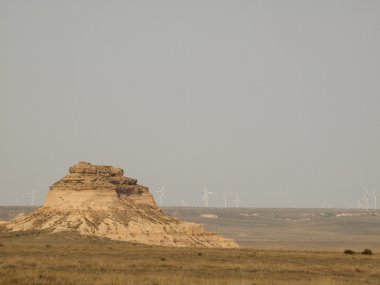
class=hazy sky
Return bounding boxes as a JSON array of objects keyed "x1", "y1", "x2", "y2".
[{"x1": 1, "y1": 0, "x2": 379, "y2": 208}]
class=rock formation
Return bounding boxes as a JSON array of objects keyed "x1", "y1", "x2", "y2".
[{"x1": 2, "y1": 162, "x2": 239, "y2": 248}]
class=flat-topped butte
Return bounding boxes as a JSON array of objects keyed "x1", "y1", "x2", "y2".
[{"x1": 1, "y1": 162, "x2": 239, "y2": 248}]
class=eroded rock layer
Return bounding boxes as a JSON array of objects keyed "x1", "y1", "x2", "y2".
[
  {"x1": 2, "y1": 162, "x2": 239, "y2": 248},
  {"x1": 51, "y1": 161, "x2": 145, "y2": 195}
]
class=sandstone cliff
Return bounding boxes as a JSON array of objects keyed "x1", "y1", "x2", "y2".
[{"x1": 2, "y1": 162, "x2": 239, "y2": 248}]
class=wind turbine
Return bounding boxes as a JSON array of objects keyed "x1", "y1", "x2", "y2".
[
  {"x1": 233, "y1": 193, "x2": 242, "y2": 208},
  {"x1": 223, "y1": 192, "x2": 228, "y2": 208},
  {"x1": 357, "y1": 197, "x2": 364, "y2": 209},
  {"x1": 373, "y1": 190, "x2": 377, "y2": 210},
  {"x1": 24, "y1": 189, "x2": 37, "y2": 206},
  {"x1": 201, "y1": 186, "x2": 215, "y2": 207},
  {"x1": 366, "y1": 189, "x2": 377, "y2": 210},
  {"x1": 364, "y1": 186, "x2": 371, "y2": 211},
  {"x1": 154, "y1": 185, "x2": 166, "y2": 207}
]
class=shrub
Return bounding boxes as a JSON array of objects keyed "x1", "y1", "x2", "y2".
[
  {"x1": 361, "y1": 249, "x2": 373, "y2": 255},
  {"x1": 45, "y1": 244, "x2": 52, "y2": 249},
  {"x1": 344, "y1": 249, "x2": 355, "y2": 255}
]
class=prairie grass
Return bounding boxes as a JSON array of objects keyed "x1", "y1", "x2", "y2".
[{"x1": 0, "y1": 231, "x2": 379, "y2": 285}]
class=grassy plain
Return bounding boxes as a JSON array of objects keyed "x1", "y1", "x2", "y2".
[{"x1": 0, "y1": 231, "x2": 379, "y2": 285}]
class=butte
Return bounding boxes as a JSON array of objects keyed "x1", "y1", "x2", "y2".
[{"x1": 2, "y1": 161, "x2": 239, "y2": 248}]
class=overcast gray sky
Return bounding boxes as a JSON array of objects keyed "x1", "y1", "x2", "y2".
[{"x1": 1, "y1": 0, "x2": 379, "y2": 208}]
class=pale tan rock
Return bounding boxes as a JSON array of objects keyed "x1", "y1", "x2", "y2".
[{"x1": 2, "y1": 162, "x2": 239, "y2": 248}]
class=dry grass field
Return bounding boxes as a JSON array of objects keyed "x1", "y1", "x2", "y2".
[
  {"x1": 1, "y1": 207, "x2": 380, "y2": 284},
  {"x1": 0, "y1": 230, "x2": 379, "y2": 285}
]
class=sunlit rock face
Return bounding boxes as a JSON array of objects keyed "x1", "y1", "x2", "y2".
[
  {"x1": 45, "y1": 161, "x2": 156, "y2": 209},
  {"x1": 2, "y1": 162, "x2": 239, "y2": 248}
]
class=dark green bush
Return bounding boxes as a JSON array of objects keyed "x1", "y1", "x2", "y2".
[
  {"x1": 361, "y1": 249, "x2": 373, "y2": 255},
  {"x1": 344, "y1": 249, "x2": 355, "y2": 255}
]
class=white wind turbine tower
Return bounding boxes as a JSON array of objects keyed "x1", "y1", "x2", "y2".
[
  {"x1": 357, "y1": 197, "x2": 364, "y2": 209},
  {"x1": 367, "y1": 189, "x2": 377, "y2": 210},
  {"x1": 373, "y1": 190, "x2": 377, "y2": 210},
  {"x1": 155, "y1": 185, "x2": 166, "y2": 207},
  {"x1": 223, "y1": 192, "x2": 228, "y2": 208},
  {"x1": 24, "y1": 189, "x2": 37, "y2": 206},
  {"x1": 233, "y1": 193, "x2": 242, "y2": 208},
  {"x1": 364, "y1": 186, "x2": 372, "y2": 211},
  {"x1": 202, "y1": 186, "x2": 215, "y2": 208}
]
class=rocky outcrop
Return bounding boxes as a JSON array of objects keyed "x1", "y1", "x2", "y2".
[
  {"x1": 45, "y1": 161, "x2": 155, "y2": 207},
  {"x1": 55, "y1": 162, "x2": 139, "y2": 192},
  {"x1": 2, "y1": 162, "x2": 239, "y2": 248}
]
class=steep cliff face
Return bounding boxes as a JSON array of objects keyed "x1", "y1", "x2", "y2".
[
  {"x1": 44, "y1": 161, "x2": 155, "y2": 208},
  {"x1": 2, "y1": 162, "x2": 239, "y2": 248},
  {"x1": 52, "y1": 162, "x2": 140, "y2": 193}
]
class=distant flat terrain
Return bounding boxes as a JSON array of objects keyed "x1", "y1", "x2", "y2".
[
  {"x1": 0, "y1": 206, "x2": 35, "y2": 221},
  {"x1": 1, "y1": 206, "x2": 380, "y2": 251},
  {"x1": 162, "y1": 207, "x2": 380, "y2": 251}
]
